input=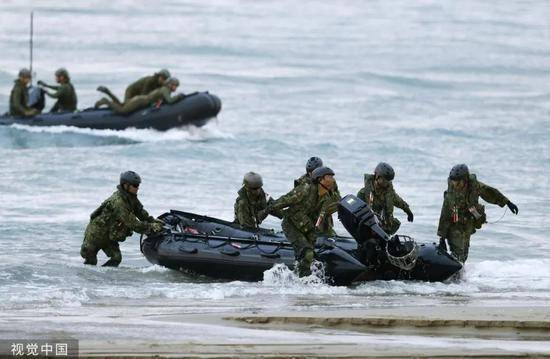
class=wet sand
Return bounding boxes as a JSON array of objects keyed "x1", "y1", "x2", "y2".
[{"x1": 76, "y1": 305, "x2": 550, "y2": 358}]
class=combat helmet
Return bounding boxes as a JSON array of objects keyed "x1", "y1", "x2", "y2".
[
  {"x1": 243, "y1": 172, "x2": 263, "y2": 189},
  {"x1": 374, "y1": 162, "x2": 395, "y2": 181},
  {"x1": 18, "y1": 68, "x2": 31, "y2": 78},
  {"x1": 55, "y1": 67, "x2": 70, "y2": 79},
  {"x1": 156, "y1": 69, "x2": 171, "y2": 79},
  {"x1": 120, "y1": 171, "x2": 141, "y2": 187},
  {"x1": 164, "y1": 77, "x2": 180, "y2": 88},
  {"x1": 306, "y1": 156, "x2": 323, "y2": 174},
  {"x1": 449, "y1": 164, "x2": 469, "y2": 181},
  {"x1": 311, "y1": 166, "x2": 334, "y2": 183}
]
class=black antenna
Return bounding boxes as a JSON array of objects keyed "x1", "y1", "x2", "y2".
[{"x1": 29, "y1": 11, "x2": 34, "y2": 84}]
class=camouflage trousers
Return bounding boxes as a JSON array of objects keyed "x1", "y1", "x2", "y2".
[
  {"x1": 80, "y1": 224, "x2": 122, "y2": 266},
  {"x1": 282, "y1": 219, "x2": 316, "y2": 277},
  {"x1": 444, "y1": 223, "x2": 474, "y2": 263},
  {"x1": 109, "y1": 96, "x2": 149, "y2": 115}
]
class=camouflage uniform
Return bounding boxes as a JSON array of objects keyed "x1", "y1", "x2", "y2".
[
  {"x1": 437, "y1": 174, "x2": 509, "y2": 262},
  {"x1": 42, "y1": 82, "x2": 77, "y2": 112},
  {"x1": 124, "y1": 75, "x2": 163, "y2": 102},
  {"x1": 357, "y1": 174, "x2": 411, "y2": 235},
  {"x1": 9, "y1": 79, "x2": 34, "y2": 117},
  {"x1": 101, "y1": 86, "x2": 183, "y2": 115},
  {"x1": 294, "y1": 174, "x2": 341, "y2": 236},
  {"x1": 270, "y1": 183, "x2": 333, "y2": 276},
  {"x1": 234, "y1": 187, "x2": 268, "y2": 228},
  {"x1": 80, "y1": 185, "x2": 159, "y2": 266}
]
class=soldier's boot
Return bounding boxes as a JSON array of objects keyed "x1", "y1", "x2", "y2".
[
  {"x1": 102, "y1": 248, "x2": 122, "y2": 267},
  {"x1": 448, "y1": 235, "x2": 467, "y2": 263},
  {"x1": 297, "y1": 248, "x2": 314, "y2": 277},
  {"x1": 102, "y1": 258, "x2": 120, "y2": 267},
  {"x1": 94, "y1": 97, "x2": 110, "y2": 109},
  {"x1": 80, "y1": 244, "x2": 98, "y2": 265}
]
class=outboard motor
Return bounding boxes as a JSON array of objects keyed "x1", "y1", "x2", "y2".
[{"x1": 338, "y1": 195, "x2": 420, "y2": 271}]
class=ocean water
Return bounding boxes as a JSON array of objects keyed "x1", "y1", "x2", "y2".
[{"x1": 0, "y1": 0, "x2": 549, "y2": 343}]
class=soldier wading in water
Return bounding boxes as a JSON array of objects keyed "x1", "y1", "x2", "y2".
[
  {"x1": 80, "y1": 171, "x2": 164, "y2": 267},
  {"x1": 437, "y1": 164, "x2": 519, "y2": 263},
  {"x1": 267, "y1": 167, "x2": 337, "y2": 277}
]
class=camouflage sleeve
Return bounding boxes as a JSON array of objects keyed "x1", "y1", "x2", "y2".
[
  {"x1": 235, "y1": 198, "x2": 255, "y2": 228},
  {"x1": 392, "y1": 191, "x2": 410, "y2": 212},
  {"x1": 270, "y1": 185, "x2": 307, "y2": 212},
  {"x1": 10, "y1": 85, "x2": 27, "y2": 115},
  {"x1": 357, "y1": 187, "x2": 366, "y2": 202},
  {"x1": 320, "y1": 190, "x2": 341, "y2": 216},
  {"x1": 45, "y1": 84, "x2": 67, "y2": 99},
  {"x1": 42, "y1": 83, "x2": 61, "y2": 91},
  {"x1": 113, "y1": 202, "x2": 152, "y2": 234},
  {"x1": 477, "y1": 181, "x2": 509, "y2": 207},
  {"x1": 162, "y1": 87, "x2": 184, "y2": 105},
  {"x1": 136, "y1": 206, "x2": 154, "y2": 222},
  {"x1": 437, "y1": 192, "x2": 450, "y2": 238}
]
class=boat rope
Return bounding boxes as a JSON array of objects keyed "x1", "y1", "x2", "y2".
[{"x1": 487, "y1": 207, "x2": 508, "y2": 224}]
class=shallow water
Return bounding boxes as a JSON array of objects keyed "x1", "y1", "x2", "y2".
[{"x1": 0, "y1": 0, "x2": 549, "y2": 341}]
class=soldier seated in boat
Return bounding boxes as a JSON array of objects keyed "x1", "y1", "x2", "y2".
[
  {"x1": 96, "y1": 69, "x2": 171, "y2": 104},
  {"x1": 37, "y1": 67, "x2": 77, "y2": 113},
  {"x1": 9, "y1": 68, "x2": 39, "y2": 117},
  {"x1": 94, "y1": 77, "x2": 184, "y2": 115}
]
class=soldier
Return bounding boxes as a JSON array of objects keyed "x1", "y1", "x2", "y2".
[
  {"x1": 267, "y1": 167, "x2": 337, "y2": 277},
  {"x1": 294, "y1": 156, "x2": 324, "y2": 187},
  {"x1": 234, "y1": 172, "x2": 269, "y2": 229},
  {"x1": 294, "y1": 157, "x2": 341, "y2": 236},
  {"x1": 9, "y1": 68, "x2": 38, "y2": 117},
  {"x1": 96, "y1": 69, "x2": 171, "y2": 104},
  {"x1": 437, "y1": 164, "x2": 518, "y2": 263},
  {"x1": 94, "y1": 77, "x2": 184, "y2": 114},
  {"x1": 37, "y1": 67, "x2": 77, "y2": 112},
  {"x1": 357, "y1": 162, "x2": 413, "y2": 235},
  {"x1": 80, "y1": 171, "x2": 164, "y2": 267}
]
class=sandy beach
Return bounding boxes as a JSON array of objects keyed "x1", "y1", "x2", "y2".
[{"x1": 71, "y1": 305, "x2": 550, "y2": 357}]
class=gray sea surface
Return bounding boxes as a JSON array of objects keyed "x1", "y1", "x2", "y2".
[{"x1": 0, "y1": 0, "x2": 549, "y2": 345}]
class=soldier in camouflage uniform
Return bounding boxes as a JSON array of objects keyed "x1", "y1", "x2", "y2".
[
  {"x1": 357, "y1": 162, "x2": 413, "y2": 235},
  {"x1": 294, "y1": 157, "x2": 341, "y2": 236},
  {"x1": 267, "y1": 167, "x2": 337, "y2": 277},
  {"x1": 94, "y1": 77, "x2": 184, "y2": 115},
  {"x1": 9, "y1": 68, "x2": 38, "y2": 117},
  {"x1": 437, "y1": 164, "x2": 518, "y2": 263},
  {"x1": 80, "y1": 171, "x2": 164, "y2": 267},
  {"x1": 96, "y1": 69, "x2": 171, "y2": 104},
  {"x1": 37, "y1": 68, "x2": 77, "y2": 112},
  {"x1": 234, "y1": 172, "x2": 269, "y2": 229}
]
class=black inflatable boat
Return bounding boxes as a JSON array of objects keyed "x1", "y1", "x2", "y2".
[
  {"x1": 0, "y1": 91, "x2": 221, "y2": 131},
  {"x1": 141, "y1": 195, "x2": 462, "y2": 285}
]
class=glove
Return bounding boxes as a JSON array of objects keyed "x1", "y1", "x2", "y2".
[
  {"x1": 507, "y1": 201, "x2": 519, "y2": 215},
  {"x1": 37, "y1": 80, "x2": 45, "y2": 86},
  {"x1": 150, "y1": 222, "x2": 164, "y2": 233},
  {"x1": 438, "y1": 237, "x2": 447, "y2": 251},
  {"x1": 405, "y1": 208, "x2": 414, "y2": 222}
]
